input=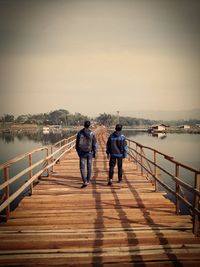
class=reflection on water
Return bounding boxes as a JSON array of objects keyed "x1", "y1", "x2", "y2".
[
  {"x1": 0, "y1": 132, "x2": 15, "y2": 143},
  {"x1": 0, "y1": 129, "x2": 77, "y2": 165},
  {"x1": 0, "y1": 128, "x2": 77, "y2": 146},
  {"x1": 150, "y1": 132, "x2": 167, "y2": 139},
  {"x1": 125, "y1": 131, "x2": 167, "y2": 139}
]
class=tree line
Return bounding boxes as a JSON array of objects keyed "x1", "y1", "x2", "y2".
[
  {"x1": 0, "y1": 110, "x2": 88, "y2": 126},
  {"x1": 0, "y1": 109, "x2": 200, "y2": 127}
]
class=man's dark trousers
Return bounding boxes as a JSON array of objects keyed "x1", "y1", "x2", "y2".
[{"x1": 109, "y1": 157, "x2": 123, "y2": 181}]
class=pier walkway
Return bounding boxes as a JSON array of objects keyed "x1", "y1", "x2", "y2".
[{"x1": 0, "y1": 130, "x2": 200, "y2": 266}]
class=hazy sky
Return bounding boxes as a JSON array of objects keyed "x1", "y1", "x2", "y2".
[{"x1": 0, "y1": 0, "x2": 199, "y2": 119}]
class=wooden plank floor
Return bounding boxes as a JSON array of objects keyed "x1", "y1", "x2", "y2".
[{"x1": 0, "y1": 132, "x2": 200, "y2": 266}]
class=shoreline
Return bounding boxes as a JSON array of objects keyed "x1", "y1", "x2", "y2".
[{"x1": 0, "y1": 124, "x2": 200, "y2": 134}]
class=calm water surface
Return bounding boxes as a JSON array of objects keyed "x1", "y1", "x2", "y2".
[
  {"x1": 124, "y1": 131, "x2": 200, "y2": 170},
  {"x1": 1, "y1": 130, "x2": 199, "y2": 168},
  {"x1": 0, "y1": 130, "x2": 76, "y2": 164}
]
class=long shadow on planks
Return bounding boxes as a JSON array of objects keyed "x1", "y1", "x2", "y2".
[
  {"x1": 91, "y1": 134, "x2": 105, "y2": 266},
  {"x1": 123, "y1": 172, "x2": 184, "y2": 267}
]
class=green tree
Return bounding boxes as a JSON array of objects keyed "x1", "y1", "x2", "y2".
[
  {"x1": 1, "y1": 114, "x2": 15, "y2": 122},
  {"x1": 96, "y1": 113, "x2": 116, "y2": 126},
  {"x1": 16, "y1": 115, "x2": 29, "y2": 124},
  {"x1": 48, "y1": 109, "x2": 70, "y2": 125},
  {"x1": 72, "y1": 113, "x2": 89, "y2": 126}
]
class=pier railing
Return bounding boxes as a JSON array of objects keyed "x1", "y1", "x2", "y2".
[
  {"x1": 1, "y1": 130, "x2": 199, "y2": 236},
  {"x1": 127, "y1": 138, "x2": 200, "y2": 236},
  {"x1": 0, "y1": 134, "x2": 77, "y2": 221}
]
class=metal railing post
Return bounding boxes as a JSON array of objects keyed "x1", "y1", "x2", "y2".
[
  {"x1": 154, "y1": 151, "x2": 158, "y2": 192},
  {"x1": 140, "y1": 146, "x2": 143, "y2": 176},
  {"x1": 193, "y1": 172, "x2": 200, "y2": 236},
  {"x1": 128, "y1": 140, "x2": 131, "y2": 161},
  {"x1": 51, "y1": 145, "x2": 54, "y2": 173},
  {"x1": 28, "y1": 154, "x2": 33, "y2": 195},
  {"x1": 46, "y1": 148, "x2": 49, "y2": 177},
  {"x1": 3, "y1": 166, "x2": 10, "y2": 220},
  {"x1": 136, "y1": 144, "x2": 138, "y2": 168},
  {"x1": 175, "y1": 163, "x2": 180, "y2": 214}
]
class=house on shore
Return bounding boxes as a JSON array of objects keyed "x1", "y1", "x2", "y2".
[
  {"x1": 42, "y1": 124, "x2": 62, "y2": 134},
  {"x1": 148, "y1": 124, "x2": 168, "y2": 133},
  {"x1": 42, "y1": 126, "x2": 50, "y2": 134},
  {"x1": 178, "y1": 125, "x2": 190, "y2": 129}
]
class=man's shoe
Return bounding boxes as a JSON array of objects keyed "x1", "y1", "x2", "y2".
[
  {"x1": 118, "y1": 180, "x2": 123, "y2": 183},
  {"x1": 107, "y1": 179, "x2": 112, "y2": 186},
  {"x1": 81, "y1": 181, "x2": 88, "y2": 188}
]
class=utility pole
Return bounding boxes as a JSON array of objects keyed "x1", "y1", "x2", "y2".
[{"x1": 116, "y1": 111, "x2": 120, "y2": 124}]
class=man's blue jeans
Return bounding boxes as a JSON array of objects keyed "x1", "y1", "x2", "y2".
[{"x1": 80, "y1": 154, "x2": 93, "y2": 183}]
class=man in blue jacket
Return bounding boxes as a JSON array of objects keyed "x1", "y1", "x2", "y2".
[
  {"x1": 76, "y1": 121, "x2": 98, "y2": 187},
  {"x1": 106, "y1": 124, "x2": 128, "y2": 185}
]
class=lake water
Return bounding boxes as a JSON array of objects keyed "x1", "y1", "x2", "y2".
[
  {"x1": 0, "y1": 129, "x2": 200, "y2": 214},
  {"x1": 124, "y1": 130, "x2": 200, "y2": 170},
  {"x1": 0, "y1": 129, "x2": 77, "y2": 164},
  {"x1": 1, "y1": 130, "x2": 199, "y2": 169}
]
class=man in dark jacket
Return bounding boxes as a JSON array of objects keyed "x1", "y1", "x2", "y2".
[
  {"x1": 76, "y1": 121, "x2": 98, "y2": 187},
  {"x1": 106, "y1": 124, "x2": 128, "y2": 185}
]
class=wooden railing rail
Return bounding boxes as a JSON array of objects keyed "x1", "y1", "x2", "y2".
[
  {"x1": 0, "y1": 158, "x2": 45, "y2": 191},
  {"x1": 127, "y1": 138, "x2": 200, "y2": 236},
  {"x1": 0, "y1": 134, "x2": 77, "y2": 221},
  {"x1": 130, "y1": 147, "x2": 200, "y2": 196},
  {"x1": 0, "y1": 147, "x2": 48, "y2": 170},
  {"x1": 141, "y1": 147, "x2": 154, "y2": 182},
  {"x1": 127, "y1": 139, "x2": 199, "y2": 173},
  {"x1": 53, "y1": 134, "x2": 77, "y2": 147}
]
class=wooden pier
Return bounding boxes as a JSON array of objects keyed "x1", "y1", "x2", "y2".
[{"x1": 0, "y1": 129, "x2": 200, "y2": 266}]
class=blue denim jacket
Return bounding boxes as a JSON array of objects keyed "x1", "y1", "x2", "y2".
[{"x1": 106, "y1": 131, "x2": 128, "y2": 158}]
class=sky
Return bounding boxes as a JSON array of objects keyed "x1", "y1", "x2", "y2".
[{"x1": 0, "y1": 0, "x2": 200, "y2": 120}]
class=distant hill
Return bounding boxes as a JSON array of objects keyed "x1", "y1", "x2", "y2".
[{"x1": 120, "y1": 109, "x2": 200, "y2": 121}]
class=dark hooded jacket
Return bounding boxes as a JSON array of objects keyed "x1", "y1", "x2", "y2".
[
  {"x1": 106, "y1": 131, "x2": 128, "y2": 158},
  {"x1": 76, "y1": 128, "x2": 98, "y2": 157}
]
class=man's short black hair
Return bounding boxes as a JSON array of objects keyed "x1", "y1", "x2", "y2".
[
  {"x1": 84, "y1": 120, "x2": 91, "y2": 128},
  {"x1": 115, "y1": 124, "x2": 122, "y2": 131}
]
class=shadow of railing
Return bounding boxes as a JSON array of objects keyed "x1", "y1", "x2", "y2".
[
  {"x1": 122, "y1": 172, "x2": 184, "y2": 266},
  {"x1": 91, "y1": 133, "x2": 105, "y2": 265},
  {"x1": 109, "y1": 171, "x2": 145, "y2": 265}
]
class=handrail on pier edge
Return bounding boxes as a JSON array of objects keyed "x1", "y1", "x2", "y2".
[
  {"x1": 0, "y1": 134, "x2": 77, "y2": 222},
  {"x1": 126, "y1": 138, "x2": 200, "y2": 236}
]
